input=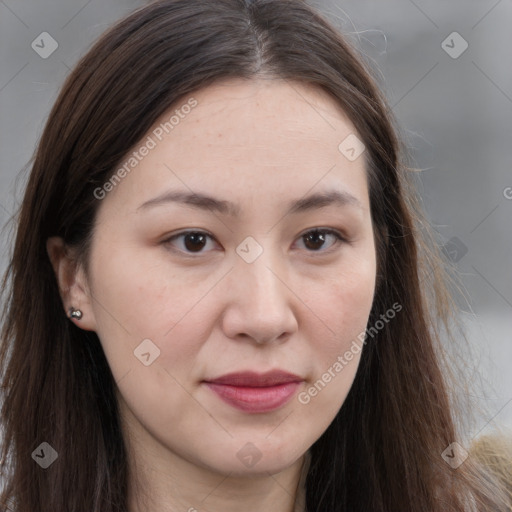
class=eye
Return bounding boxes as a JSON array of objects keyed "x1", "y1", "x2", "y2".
[
  {"x1": 164, "y1": 230, "x2": 218, "y2": 254},
  {"x1": 294, "y1": 228, "x2": 346, "y2": 253}
]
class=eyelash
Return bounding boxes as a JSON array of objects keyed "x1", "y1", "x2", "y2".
[{"x1": 162, "y1": 228, "x2": 347, "y2": 257}]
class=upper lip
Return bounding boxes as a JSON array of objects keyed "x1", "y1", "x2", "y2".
[{"x1": 204, "y1": 370, "x2": 303, "y2": 387}]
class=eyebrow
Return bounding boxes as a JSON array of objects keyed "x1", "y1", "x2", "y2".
[{"x1": 137, "y1": 188, "x2": 363, "y2": 216}]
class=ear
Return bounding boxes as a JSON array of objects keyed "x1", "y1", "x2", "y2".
[{"x1": 46, "y1": 236, "x2": 97, "y2": 331}]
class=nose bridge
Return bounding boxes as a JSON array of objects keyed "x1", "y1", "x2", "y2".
[
  {"x1": 237, "y1": 245, "x2": 286, "y2": 310},
  {"x1": 224, "y1": 239, "x2": 297, "y2": 342}
]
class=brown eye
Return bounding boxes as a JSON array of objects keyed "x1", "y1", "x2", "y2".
[
  {"x1": 303, "y1": 230, "x2": 327, "y2": 250},
  {"x1": 164, "y1": 230, "x2": 217, "y2": 254},
  {"x1": 183, "y1": 232, "x2": 208, "y2": 252},
  {"x1": 297, "y1": 229, "x2": 344, "y2": 252}
]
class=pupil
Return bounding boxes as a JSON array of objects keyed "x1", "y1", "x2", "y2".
[
  {"x1": 304, "y1": 231, "x2": 325, "y2": 250},
  {"x1": 184, "y1": 232, "x2": 207, "y2": 252}
]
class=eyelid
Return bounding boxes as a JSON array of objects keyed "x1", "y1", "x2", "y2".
[{"x1": 297, "y1": 227, "x2": 348, "y2": 242}]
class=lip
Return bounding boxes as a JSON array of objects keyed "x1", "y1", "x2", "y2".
[{"x1": 203, "y1": 371, "x2": 303, "y2": 413}]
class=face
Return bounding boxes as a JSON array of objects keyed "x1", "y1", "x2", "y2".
[{"x1": 68, "y1": 78, "x2": 376, "y2": 477}]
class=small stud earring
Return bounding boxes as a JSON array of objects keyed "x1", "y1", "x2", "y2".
[{"x1": 69, "y1": 307, "x2": 83, "y2": 320}]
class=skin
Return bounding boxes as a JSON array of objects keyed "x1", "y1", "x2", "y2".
[{"x1": 47, "y1": 78, "x2": 377, "y2": 512}]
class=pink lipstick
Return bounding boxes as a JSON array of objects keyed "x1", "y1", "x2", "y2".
[{"x1": 203, "y1": 370, "x2": 302, "y2": 413}]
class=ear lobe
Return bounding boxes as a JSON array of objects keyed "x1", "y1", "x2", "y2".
[{"x1": 46, "y1": 236, "x2": 97, "y2": 331}]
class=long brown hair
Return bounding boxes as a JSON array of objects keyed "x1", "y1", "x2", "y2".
[{"x1": 0, "y1": 1, "x2": 508, "y2": 510}]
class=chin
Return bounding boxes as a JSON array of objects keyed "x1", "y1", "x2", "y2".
[{"x1": 198, "y1": 439, "x2": 307, "y2": 477}]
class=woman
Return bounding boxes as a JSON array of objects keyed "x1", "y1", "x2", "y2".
[{"x1": 0, "y1": 0, "x2": 508, "y2": 510}]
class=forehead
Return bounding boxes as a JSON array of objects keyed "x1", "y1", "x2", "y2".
[
  {"x1": 176, "y1": 77, "x2": 356, "y2": 150},
  {"x1": 98, "y1": 78, "x2": 370, "y2": 214}
]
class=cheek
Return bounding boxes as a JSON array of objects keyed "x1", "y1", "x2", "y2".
[
  {"x1": 297, "y1": 250, "x2": 376, "y2": 408},
  {"x1": 89, "y1": 239, "x2": 206, "y2": 336},
  {"x1": 306, "y1": 250, "x2": 376, "y2": 352},
  {"x1": 85, "y1": 244, "x2": 189, "y2": 381},
  {"x1": 87, "y1": 242, "x2": 225, "y2": 397}
]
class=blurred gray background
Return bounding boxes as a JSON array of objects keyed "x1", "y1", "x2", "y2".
[{"x1": 1, "y1": 0, "x2": 511, "y2": 442}]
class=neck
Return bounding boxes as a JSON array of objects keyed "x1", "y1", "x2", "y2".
[{"x1": 126, "y1": 443, "x2": 307, "y2": 512}]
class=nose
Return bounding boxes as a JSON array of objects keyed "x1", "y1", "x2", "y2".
[{"x1": 221, "y1": 251, "x2": 298, "y2": 345}]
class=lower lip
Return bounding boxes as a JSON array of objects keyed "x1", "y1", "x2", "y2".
[{"x1": 204, "y1": 381, "x2": 301, "y2": 413}]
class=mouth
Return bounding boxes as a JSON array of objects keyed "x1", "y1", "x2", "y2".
[{"x1": 203, "y1": 370, "x2": 303, "y2": 413}]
